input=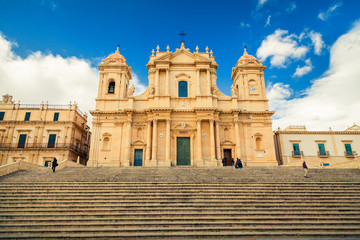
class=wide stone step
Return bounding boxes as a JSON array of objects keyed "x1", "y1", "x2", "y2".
[
  {"x1": 1, "y1": 231, "x2": 360, "y2": 239},
  {"x1": 2, "y1": 203, "x2": 359, "y2": 209},
  {"x1": 1, "y1": 221, "x2": 360, "y2": 229},
  {"x1": 1, "y1": 226, "x2": 360, "y2": 235},
  {"x1": 1, "y1": 212, "x2": 359, "y2": 219},
  {"x1": 1, "y1": 216, "x2": 359, "y2": 224},
  {"x1": 1, "y1": 207, "x2": 359, "y2": 215}
]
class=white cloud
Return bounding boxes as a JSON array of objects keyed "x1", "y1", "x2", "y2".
[
  {"x1": 318, "y1": 2, "x2": 342, "y2": 21},
  {"x1": 256, "y1": 0, "x2": 268, "y2": 10},
  {"x1": 292, "y1": 59, "x2": 313, "y2": 78},
  {"x1": 309, "y1": 31, "x2": 325, "y2": 55},
  {"x1": 264, "y1": 15, "x2": 271, "y2": 27},
  {"x1": 0, "y1": 32, "x2": 147, "y2": 129},
  {"x1": 256, "y1": 29, "x2": 308, "y2": 68},
  {"x1": 286, "y1": 2, "x2": 296, "y2": 13},
  {"x1": 130, "y1": 73, "x2": 147, "y2": 96},
  {"x1": 268, "y1": 20, "x2": 360, "y2": 130},
  {"x1": 239, "y1": 22, "x2": 250, "y2": 28}
]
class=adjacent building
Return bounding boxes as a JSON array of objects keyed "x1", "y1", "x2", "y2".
[
  {"x1": 0, "y1": 94, "x2": 91, "y2": 166},
  {"x1": 274, "y1": 125, "x2": 360, "y2": 168},
  {"x1": 88, "y1": 43, "x2": 278, "y2": 167}
]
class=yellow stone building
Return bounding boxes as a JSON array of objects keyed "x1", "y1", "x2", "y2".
[
  {"x1": 0, "y1": 94, "x2": 91, "y2": 166},
  {"x1": 274, "y1": 124, "x2": 360, "y2": 168},
  {"x1": 88, "y1": 43, "x2": 277, "y2": 167}
]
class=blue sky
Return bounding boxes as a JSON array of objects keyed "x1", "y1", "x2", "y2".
[{"x1": 0, "y1": 0, "x2": 359, "y2": 130}]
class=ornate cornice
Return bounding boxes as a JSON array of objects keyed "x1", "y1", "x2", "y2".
[{"x1": 275, "y1": 130, "x2": 360, "y2": 135}]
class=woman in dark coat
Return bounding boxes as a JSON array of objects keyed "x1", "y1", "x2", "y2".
[{"x1": 52, "y1": 158, "x2": 58, "y2": 173}]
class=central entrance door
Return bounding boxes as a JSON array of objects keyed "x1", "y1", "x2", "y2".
[
  {"x1": 134, "y1": 149, "x2": 143, "y2": 166},
  {"x1": 177, "y1": 137, "x2": 190, "y2": 165},
  {"x1": 224, "y1": 149, "x2": 232, "y2": 166}
]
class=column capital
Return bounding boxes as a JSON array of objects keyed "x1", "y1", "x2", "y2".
[
  {"x1": 153, "y1": 119, "x2": 158, "y2": 123},
  {"x1": 209, "y1": 119, "x2": 214, "y2": 124},
  {"x1": 166, "y1": 118, "x2": 171, "y2": 123}
]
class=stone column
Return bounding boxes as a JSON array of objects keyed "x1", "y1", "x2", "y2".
[
  {"x1": 197, "y1": 120, "x2": 202, "y2": 161},
  {"x1": 234, "y1": 119, "x2": 241, "y2": 159},
  {"x1": 124, "y1": 119, "x2": 132, "y2": 166},
  {"x1": 155, "y1": 69, "x2": 159, "y2": 96},
  {"x1": 196, "y1": 69, "x2": 200, "y2": 95},
  {"x1": 165, "y1": 69, "x2": 169, "y2": 96},
  {"x1": 165, "y1": 119, "x2": 171, "y2": 162},
  {"x1": 215, "y1": 120, "x2": 221, "y2": 160},
  {"x1": 117, "y1": 122, "x2": 123, "y2": 166},
  {"x1": 151, "y1": 119, "x2": 158, "y2": 162},
  {"x1": 209, "y1": 119, "x2": 216, "y2": 161},
  {"x1": 145, "y1": 120, "x2": 152, "y2": 163},
  {"x1": 207, "y1": 69, "x2": 211, "y2": 95}
]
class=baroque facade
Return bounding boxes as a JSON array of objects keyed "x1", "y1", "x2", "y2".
[
  {"x1": 274, "y1": 124, "x2": 360, "y2": 168},
  {"x1": 88, "y1": 43, "x2": 278, "y2": 167},
  {"x1": 0, "y1": 94, "x2": 91, "y2": 166}
]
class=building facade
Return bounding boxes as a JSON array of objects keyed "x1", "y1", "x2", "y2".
[
  {"x1": 274, "y1": 125, "x2": 360, "y2": 168},
  {"x1": 0, "y1": 94, "x2": 91, "y2": 166},
  {"x1": 88, "y1": 43, "x2": 277, "y2": 167}
]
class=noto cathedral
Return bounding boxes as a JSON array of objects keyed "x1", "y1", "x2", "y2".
[{"x1": 88, "y1": 43, "x2": 278, "y2": 167}]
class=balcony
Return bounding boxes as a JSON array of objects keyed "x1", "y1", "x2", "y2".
[
  {"x1": 318, "y1": 151, "x2": 330, "y2": 158},
  {"x1": 0, "y1": 143, "x2": 88, "y2": 156},
  {"x1": 292, "y1": 151, "x2": 303, "y2": 158},
  {"x1": 345, "y1": 151, "x2": 356, "y2": 158}
]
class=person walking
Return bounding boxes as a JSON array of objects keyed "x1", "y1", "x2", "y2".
[
  {"x1": 52, "y1": 158, "x2": 58, "y2": 173},
  {"x1": 302, "y1": 160, "x2": 308, "y2": 178}
]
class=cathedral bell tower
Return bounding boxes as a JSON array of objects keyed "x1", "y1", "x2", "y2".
[
  {"x1": 230, "y1": 47, "x2": 269, "y2": 111},
  {"x1": 96, "y1": 46, "x2": 132, "y2": 111}
]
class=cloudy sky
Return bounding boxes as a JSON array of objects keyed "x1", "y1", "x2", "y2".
[{"x1": 0, "y1": 0, "x2": 359, "y2": 130}]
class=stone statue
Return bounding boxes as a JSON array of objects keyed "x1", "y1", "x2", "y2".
[
  {"x1": 128, "y1": 84, "x2": 135, "y2": 97},
  {"x1": 211, "y1": 85, "x2": 218, "y2": 95},
  {"x1": 231, "y1": 84, "x2": 237, "y2": 97},
  {"x1": 2, "y1": 94, "x2": 14, "y2": 104},
  {"x1": 150, "y1": 85, "x2": 155, "y2": 95}
]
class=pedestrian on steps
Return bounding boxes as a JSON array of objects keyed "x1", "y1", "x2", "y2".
[
  {"x1": 52, "y1": 158, "x2": 58, "y2": 173},
  {"x1": 302, "y1": 160, "x2": 308, "y2": 178}
]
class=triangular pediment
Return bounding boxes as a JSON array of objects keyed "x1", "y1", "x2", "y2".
[
  {"x1": 345, "y1": 124, "x2": 360, "y2": 131},
  {"x1": 154, "y1": 49, "x2": 211, "y2": 64}
]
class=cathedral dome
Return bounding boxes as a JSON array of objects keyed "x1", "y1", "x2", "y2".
[
  {"x1": 104, "y1": 47, "x2": 127, "y2": 64},
  {"x1": 237, "y1": 47, "x2": 261, "y2": 65}
]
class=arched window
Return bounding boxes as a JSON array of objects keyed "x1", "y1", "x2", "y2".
[
  {"x1": 178, "y1": 81, "x2": 188, "y2": 97},
  {"x1": 108, "y1": 81, "x2": 115, "y2": 93}
]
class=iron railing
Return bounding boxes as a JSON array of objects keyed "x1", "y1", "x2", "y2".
[
  {"x1": 0, "y1": 143, "x2": 88, "y2": 156},
  {"x1": 292, "y1": 151, "x2": 303, "y2": 158},
  {"x1": 345, "y1": 151, "x2": 355, "y2": 158},
  {"x1": 318, "y1": 151, "x2": 330, "y2": 157}
]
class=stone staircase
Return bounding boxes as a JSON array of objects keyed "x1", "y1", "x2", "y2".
[{"x1": 0, "y1": 167, "x2": 360, "y2": 239}]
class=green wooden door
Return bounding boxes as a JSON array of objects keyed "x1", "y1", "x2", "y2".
[
  {"x1": 134, "y1": 149, "x2": 143, "y2": 166},
  {"x1": 177, "y1": 137, "x2": 190, "y2": 165}
]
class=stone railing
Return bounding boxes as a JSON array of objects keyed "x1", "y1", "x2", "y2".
[{"x1": 0, "y1": 161, "x2": 43, "y2": 177}]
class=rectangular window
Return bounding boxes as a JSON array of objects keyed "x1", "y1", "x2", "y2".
[
  {"x1": 24, "y1": 112, "x2": 31, "y2": 121},
  {"x1": 53, "y1": 112, "x2": 59, "y2": 121},
  {"x1": 17, "y1": 134, "x2": 27, "y2": 148},
  {"x1": 345, "y1": 144, "x2": 353, "y2": 156},
  {"x1": 318, "y1": 143, "x2": 326, "y2": 156},
  {"x1": 47, "y1": 134, "x2": 56, "y2": 148},
  {"x1": 292, "y1": 143, "x2": 300, "y2": 156},
  {"x1": 178, "y1": 81, "x2": 188, "y2": 97},
  {"x1": 0, "y1": 112, "x2": 4, "y2": 121}
]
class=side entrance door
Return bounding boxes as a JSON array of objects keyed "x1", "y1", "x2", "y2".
[
  {"x1": 134, "y1": 149, "x2": 143, "y2": 166},
  {"x1": 224, "y1": 149, "x2": 232, "y2": 166},
  {"x1": 177, "y1": 137, "x2": 190, "y2": 165}
]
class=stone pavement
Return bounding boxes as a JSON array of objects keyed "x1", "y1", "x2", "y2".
[{"x1": 0, "y1": 166, "x2": 359, "y2": 183}]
